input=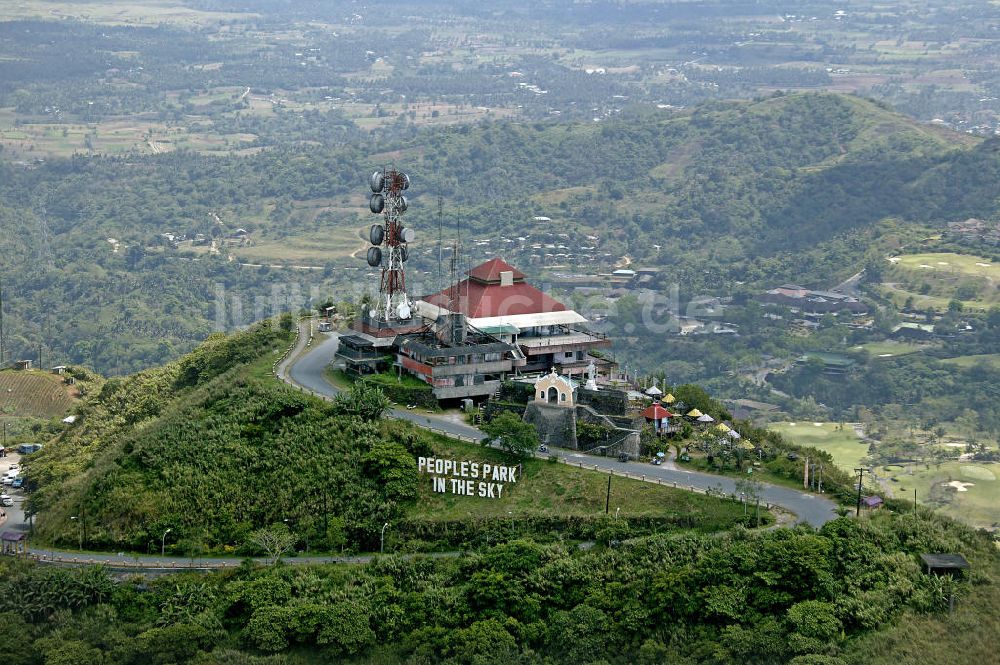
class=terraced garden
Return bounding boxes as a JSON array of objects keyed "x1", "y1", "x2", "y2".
[{"x1": 0, "y1": 370, "x2": 77, "y2": 418}]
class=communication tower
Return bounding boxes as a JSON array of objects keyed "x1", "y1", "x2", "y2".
[{"x1": 365, "y1": 168, "x2": 413, "y2": 323}]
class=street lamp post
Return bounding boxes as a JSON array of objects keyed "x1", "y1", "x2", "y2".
[
  {"x1": 161, "y1": 528, "x2": 172, "y2": 557},
  {"x1": 380, "y1": 522, "x2": 389, "y2": 554},
  {"x1": 508, "y1": 510, "x2": 514, "y2": 534},
  {"x1": 70, "y1": 516, "x2": 82, "y2": 551}
]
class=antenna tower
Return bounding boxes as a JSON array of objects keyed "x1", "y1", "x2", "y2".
[{"x1": 365, "y1": 168, "x2": 413, "y2": 323}]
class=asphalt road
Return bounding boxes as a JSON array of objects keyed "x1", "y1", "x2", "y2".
[
  {"x1": 283, "y1": 325, "x2": 838, "y2": 527},
  {"x1": 1, "y1": 452, "x2": 30, "y2": 535},
  {"x1": 22, "y1": 548, "x2": 457, "y2": 573}
]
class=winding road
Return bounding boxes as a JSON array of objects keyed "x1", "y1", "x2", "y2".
[
  {"x1": 2, "y1": 322, "x2": 837, "y2": 572},
  {"x1": 281, "y1": 324, "x2": 839, "y2": 527}
]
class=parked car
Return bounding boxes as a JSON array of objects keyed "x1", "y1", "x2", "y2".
[
  {"x1": 617, "y1": 452, "x2": 629, "y2": 462},
  {"x1": 0, "y1": 494, "x2": 13, "y2": 507},
  {"x1": 651, "y1": 457, "x2": 662, "y2": 466},
  {"x1": 11, "y1": 478, "x2": 23, "y2": 489},
  {"x1": 0, "y1": 477, "x2": 11, "y2": 486},
  {"x1": 7, "y1": 463, "x2": 18, "y2": 471}
]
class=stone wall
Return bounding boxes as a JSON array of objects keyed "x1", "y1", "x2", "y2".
[{"x1": 523, "y1": 402, "x2": 577, "y2": 449}]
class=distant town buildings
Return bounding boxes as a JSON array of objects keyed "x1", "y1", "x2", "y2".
[
  {"x1": 946, "y1": 218, "x2": 1000, "y2": 245},
  {"x1": 758, "y1": 284, "x2": 868, "y2": 315}
]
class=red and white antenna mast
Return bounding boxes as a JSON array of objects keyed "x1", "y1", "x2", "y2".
[{"x1": 365, "y1": 168, "x2": 413, "y2": 323}]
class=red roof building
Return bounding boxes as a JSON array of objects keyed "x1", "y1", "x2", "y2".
[
  {"x1": 424, "y1": 259, "x2": 580, "y2": 319},
  {"x1": 641, "y1": 404, "x2": 674, "y2": 421},
  {"x1": 417, "y1": 257, "x2": 613, "y2": 374},
  {"x1": 423, "y1": 257, "x2": 569, "y2": 319}
]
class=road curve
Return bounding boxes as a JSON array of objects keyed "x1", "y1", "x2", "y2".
[{"x1": 283, "y1": 325, "x2": 839, "y2": 527}]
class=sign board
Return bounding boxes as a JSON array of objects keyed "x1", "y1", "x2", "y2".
[{"x1": 417, "y1": 456, "x2": 518, "y2": 498}]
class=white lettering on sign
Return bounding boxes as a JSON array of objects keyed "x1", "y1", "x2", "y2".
[{"x1": 417, "y1": 457, "x2": 517, "y2": 499}]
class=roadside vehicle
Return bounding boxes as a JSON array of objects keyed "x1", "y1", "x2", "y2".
[
  {"x1": 11, "y1": 478, "x2": 23, "y2": 489},
  {"x1": 7, "y1": 463, "x2": 18, "y2": 471},
  {"x1": 0, "y1": 494, "x2": 12, "y2": 506}
]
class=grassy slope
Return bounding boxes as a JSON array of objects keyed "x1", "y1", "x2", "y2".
[
  {"x1": 28, "y1": 324, "x2": 754, "y2": 553},
  {"x1": 880, "y1": 461, "x2": 1000, "y2": 530},
  {"x1": 27, "y1": 322, "x2": 297, "y2": 547},
  {"x1": 940, "y1": 353, "x2": 1000, "y2": 370},
  {"x1": 843, "y1": 513, "x2": 1000, "y2": 665},
  {"x1": 882, "y1": 251, "x2": 999, "y2": 311},
  {"x1": 413, "y1": 432, "x2": 751, "y2": 529},
  {"x1": 771, "y1": 422, "x2": 870, "y2": 473}
]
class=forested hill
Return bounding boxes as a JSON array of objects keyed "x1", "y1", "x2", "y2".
[
  {"x1": 1, "y1": 92, "x2": 998, "y2": 374},
  {"x1": 7, "y1": 319, "x2": 1000, "y2": 665}
]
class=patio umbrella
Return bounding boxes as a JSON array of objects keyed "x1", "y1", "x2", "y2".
[
  {"x1": 726, "y1": 429, "x2": 742, "y2": 440},
  {"x1": 697, "y1": 414, "x2": 715, "y2": 423},
  {"x1": 686, "y1": 408, "x2": 703, "y2": 418},
  {"x1": 662, "y1": 393, "x2": 676, "y2": 404},
  {"x1": 715, "y1": 423, "x2": 731, "y2": 433}
]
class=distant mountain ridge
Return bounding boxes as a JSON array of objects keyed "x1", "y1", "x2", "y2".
[{"x1": 1, "y1": 92, "x2": 998, "y2": 373}]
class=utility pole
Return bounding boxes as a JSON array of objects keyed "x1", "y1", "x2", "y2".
[
  {"x1": 914, "y1": 487, "x2": 918, "y2": 515},
  {"x1": 605, "y1": 475, "x2": 612, "y2": 514},
  {"x1": 803, "y1": 456, "x2": 809, "y2": 489},
  {"x1": 854, "y1": 467, "x2": 866, "y2": 516}
]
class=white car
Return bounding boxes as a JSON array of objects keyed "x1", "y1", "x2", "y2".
[
  {"x1": 0, "y1": 494, "x2": 12, "y2": 506},
  {"x1": 7, "y1": 463, "x2": 18, "y2": 471}
]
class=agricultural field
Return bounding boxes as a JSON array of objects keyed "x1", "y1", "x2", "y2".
[
  {"x1": 0, "y1": 110, "x2": 258, "y2": 159},
  {"x1": 0, "y1": 370, "x2": 77, "y2": 419},
  {"x1": 880, "y1": 460, "x2": 1000, "y2": 530},
  {"x1": 0, "y1": 0, "x2": 254, "y2": 27},
  {"x1": 231, "y1": 225, "x2": 368, "y2": 265},
  {"x1": 770, "y1": 422, "x2": 869, "y2": 473},
  {"x1": 881, "y1": 252, "x2": 999, "y2": 312}
]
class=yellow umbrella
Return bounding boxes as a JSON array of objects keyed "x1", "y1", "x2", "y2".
[
  {"x1": 662, "y1": 393, "x2": 676, "y2": 404},
  {"x1": 740, "y1": 440, "x2": 755, "y2": 451},
  {"x1": 686, "y1": 408, "x2": 703, "y2": 418},
  {"x1": 715, "y1": 423, "x2": 731, "y2": 433}
]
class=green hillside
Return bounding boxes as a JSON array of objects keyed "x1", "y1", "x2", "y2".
[
  {"x1": 2, "y1": 92, "x2": 999, "y2": 374},
  {"x1": 25, "y1": 322, "x2": 752, "y2": 554},
  {"x1": 2, "y1": 509, "x2": 997, "y2": 665}
]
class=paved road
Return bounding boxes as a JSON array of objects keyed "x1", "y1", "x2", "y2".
[
  {"x1": 1, "y1": 452, "x2": 30, "y2": 535},
  {"x1": 283, "y1": 324, "x2": 838, "y2": 526},
  {"x1": 286, "y1": 330, "x2": 486, "y2": 441},
  {"x1": 23, "y1": 548, "x2": 457, "y2": 573}
]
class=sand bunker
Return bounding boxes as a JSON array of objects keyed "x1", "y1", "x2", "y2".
[
  {"x1": 976, "y1": 262, "x2": 991, "y2": 267},
  {"x1": 814, "y1": 422, "x2": 824, "y2": 426},
  {"x1": 945, "y1": 480, "x2": 974, "y2": 492},
  {"x1": 918, "y1": 264, "x2": 933, "y2": 268},
  {"x1": 937, "y1": 261, "x2": 949, "y2": 265}
]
